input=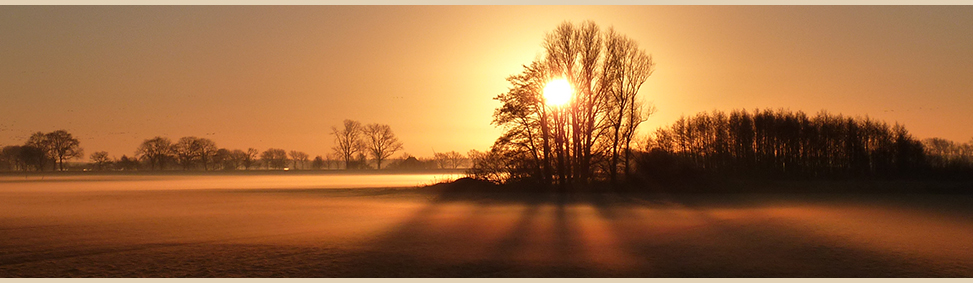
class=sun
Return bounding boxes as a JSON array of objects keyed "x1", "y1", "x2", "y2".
[{"x1": 543, "y1": 78, "x2": 572, "y2": 107}]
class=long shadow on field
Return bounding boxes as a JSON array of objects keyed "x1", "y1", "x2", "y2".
[
  {"x1": 335, "y1": 180, "x2": 971, "y2": 277},
  {"x1": 606, "y1": 193, "x2": 969, "y2": 277}
]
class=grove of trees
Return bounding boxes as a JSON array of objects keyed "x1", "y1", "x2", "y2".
[
  {"x1": 468, "y1": 21, "x2": 973, "y2": 186},
  {"x1": 0, "y1": 130, "x2": 83, "y2": 172},
  {"x1": 642, "y1": 109, "x2": 928, "y2": 179},
  {"x1": 471, "y1": 21, "x2": 656, "y2": 186}
]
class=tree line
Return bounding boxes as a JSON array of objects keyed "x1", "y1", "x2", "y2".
[
  {"x1": 1, "y1": 120, "x2": 479, "y2": 172},
  {"x1": 0, "y1": 130, "x2": 83, "y2": 172},
  {"x1": 641, "y1": 109, "x2": 932, "y2": 178},
  {"x1": 636, "y1": 108, "x2": 973, "y2": 184}
]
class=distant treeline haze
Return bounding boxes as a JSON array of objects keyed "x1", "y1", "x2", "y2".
[{"x1": 0, "y1": 121, "x2": 472, "y2": 172}]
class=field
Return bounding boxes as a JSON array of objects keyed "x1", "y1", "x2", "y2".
[{"x1": 1, "y1": 174, "x2": 972, "y2": 277}]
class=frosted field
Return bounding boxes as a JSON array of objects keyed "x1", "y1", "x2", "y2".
[{"x1": 1, "y1": 174, "x2": 972, "y2": 277}]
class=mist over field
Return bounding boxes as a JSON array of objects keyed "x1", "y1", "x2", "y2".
[
  {"x1": 2, "y1": 174, "x2": 972, "y2": 277},
  {"x1": 0, "y1": 173, "x2": 464, "y2": 192}
]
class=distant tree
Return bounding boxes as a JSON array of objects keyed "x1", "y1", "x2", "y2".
[
  {"x1": 311, "y1": 155, "x2": 325, "y2": 170},
  {"x1": 299, "y1": 152, "x2": 310, "y2": 169},
  {"x1": 90, "y1": 151, "x2": 112, "y2": 171},
  {"x1": 136, "y1": 137, "x2": 175, "y2": 170},
  {"x1": 173, "y1": 136, "x2": 218, "y2": 170},
  {"x1": 25, "y1": 132, "x2": 54, "y2": 171},
  {"x1": 923, "y1": 138, "x2": 957, "y2": 168},
  {"x1": 433, "y1": 151, "x2": 465, "y2": 169},
  {"x1": 466, "y1": 149, "x2": 510, "y2": 183},
  {"x1": 354, "y1": 152, "x2": 369, "y2": 169},
  {"x1": 0, "y1": 146, "x2": 20, "y2": 171},
  {"x1": 261, "y1": 148, "x2": 288, "y2": 170},
  {"x1": 325, "y1": 153, "x2": 337, "y2": 169},
  {"x1": 394, "y1": 155, "x2": 423, "y2": 170},
  {"x1": 242, "y1": 148, "x2": 259, "y2": 170},
  {"x1": 388, "y1": 153, "x2": 437, "y2": 170},
  {"x1": 289, "y1": 150, "x2": 309, "y2": 170},
  {"x1": 212, "y1": 148, "x2": 230, "y2": 170},
  {"x1": 42, "y1": 130, "x2": 84, "y2": 171},
  {"x1": 3, "y1": 145, "x2": 46, "y2": 172},
  {"x1": 964, "y1": 138, "x2": 973, "y2": 164},
  {"x1": 332, "y1": 119, "x2": 365, "y2": 170},
  {"x1": 433, "y1": 152, "x2": 448, "y2": 169},
  {"x1": 364, "y1": 123, "x2": 404, "y2": 170},
  {"x1": 116, "y1": 155, "x2": 139, "y2": 171},
  {"x1": 19, "y1": 146, "x2": 48, "y2": 171},
  {"x1": 222, "y1": 149, "x2": 247, "y2": 170}
]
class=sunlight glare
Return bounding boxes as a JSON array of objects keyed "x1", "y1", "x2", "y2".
[{"x1": 543, "y1": 78, "x2": 572, "y2": 107}]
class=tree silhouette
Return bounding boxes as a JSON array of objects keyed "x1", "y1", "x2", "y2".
[
  {"x1": 433, "y1": 151, "x2": 465, "y2": 169},
  {"x1": 289, "y1": 150, "x2": 309, "y2": 170},
  {"x1": 25, "y1": 132, "x2": 54, "y2": 171},
  {"x1": 212, "y1": 148, "x2": 230, "y2": 170},
  {"x1": 261, "y1": 148, "x2": 288, "y2": 170},
  {"x1": 136, "y1": 137, "x2": 175, "y2": 170},
  {"x1": 116, "y1": 155, "x2": 139, "y2": 171},
  {"x1": 332, "y1": 119, "x2": 365, "y2": 170},
  {"x1": 600, "y1": 27, "x2": 655, "y2": 184},
  {"x1": 4, "y1": 145, "x2": 47, "y2": 171},
  {"x1": 173, "y1": 137, "x2": 218, "y2": 171},
  {"x1": 0, "y1": 146, "x2": 16, "y2": 171},
  {"x1": 475, "y1": 21, "x2": 655, "y2": 186},
  {"x1": 364, "y1": 123, "x2": 403, "y2": 170},
  {"x1": 41, "y1": 130, "x2": 83, "y2": 171},
  {"x1": 242, "y1": 148, "x2": 259, "y2": 170},
  {"x1": 644, "y1": 109, "x2": 930, "y2": 179},
  {"x1": 311, "y1": 155, "x2": 325, "y2": 170},
  {"x1": 90, "y1": 151, "x2": 112, "y2": 171}
]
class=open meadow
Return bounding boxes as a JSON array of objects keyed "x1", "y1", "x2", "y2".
[{"x1": 1, "y1": 173, "x2": 972, "y2": 277}]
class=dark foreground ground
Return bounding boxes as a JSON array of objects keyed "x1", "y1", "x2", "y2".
[{"x1": 1, "y1": 179, "x2": 973, "y2": 277}]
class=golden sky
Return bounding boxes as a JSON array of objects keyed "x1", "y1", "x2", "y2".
[{"x1": 2, "y1": 6, "x2": 971, "y2": 160}]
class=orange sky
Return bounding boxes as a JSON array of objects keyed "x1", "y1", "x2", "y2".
[{"x1": 2, "y1": 6, "x2": 971, "y2": 161}]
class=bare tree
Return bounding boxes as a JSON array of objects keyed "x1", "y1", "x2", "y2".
[
  {"x1": 90, "y1": 151, "x2": 112, "y2": 171},
  {"x1": 212, "y1": 148, "x2": 229, "y2": 170},
  {"x1": 242, "y1": 148, "x2": 259, "y2": 170},
  {"x1": 598, "y1": 27, "x2": 656, "y2": 184},
  {"x1": 116, "y1": 155, "x2": 139, "y2": 171},
  {"x1": 224, "y1": 149, "x2": 248, "y2": 170},
  {"x1": 433, "y1": 151, "x2": 465, "y2": 169},
  {"x1": 261, "y1": 148, "x2": 288, "y2": 170},
  {"x1": 323, "y1": 153, "x2": 336, "y2": 169},
  {"x1": 173, "y1": 137, "x2": 218, "y2": 170},
  {"x1": 136, "y1": 137, "x2": 175, "y2": 170},
  {"x1": 0, "y1": 146, "x2": 18, "y2": 171},
  {"x1": 289, "y1": 150, "x2": 309, "y2": 170},
  {"x1": 332, "y1": 119, "x2": 365, "y2": 170},
  {"x1": 477, "y1": 21, "x2": 655, "y2": 185},
  {"x1": 311, "y1": 155, "x2": 325, "y2": 170},
  {"x1": 41, "y1": 130, "x2": 84, "y2": 171},
  {"x1": 364, "y1": 123, "x2": 404, "y2": 170},
  {"x1": 25, "y1": 132, "x2": 54, "y2": 171},
  {"x1": 5, "y1": 145, "x2": 47, "y2": 172}
]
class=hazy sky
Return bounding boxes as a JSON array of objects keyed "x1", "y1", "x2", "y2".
[{"x1": 2, "y1": 6, "x2": 972, "y2": 160}]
